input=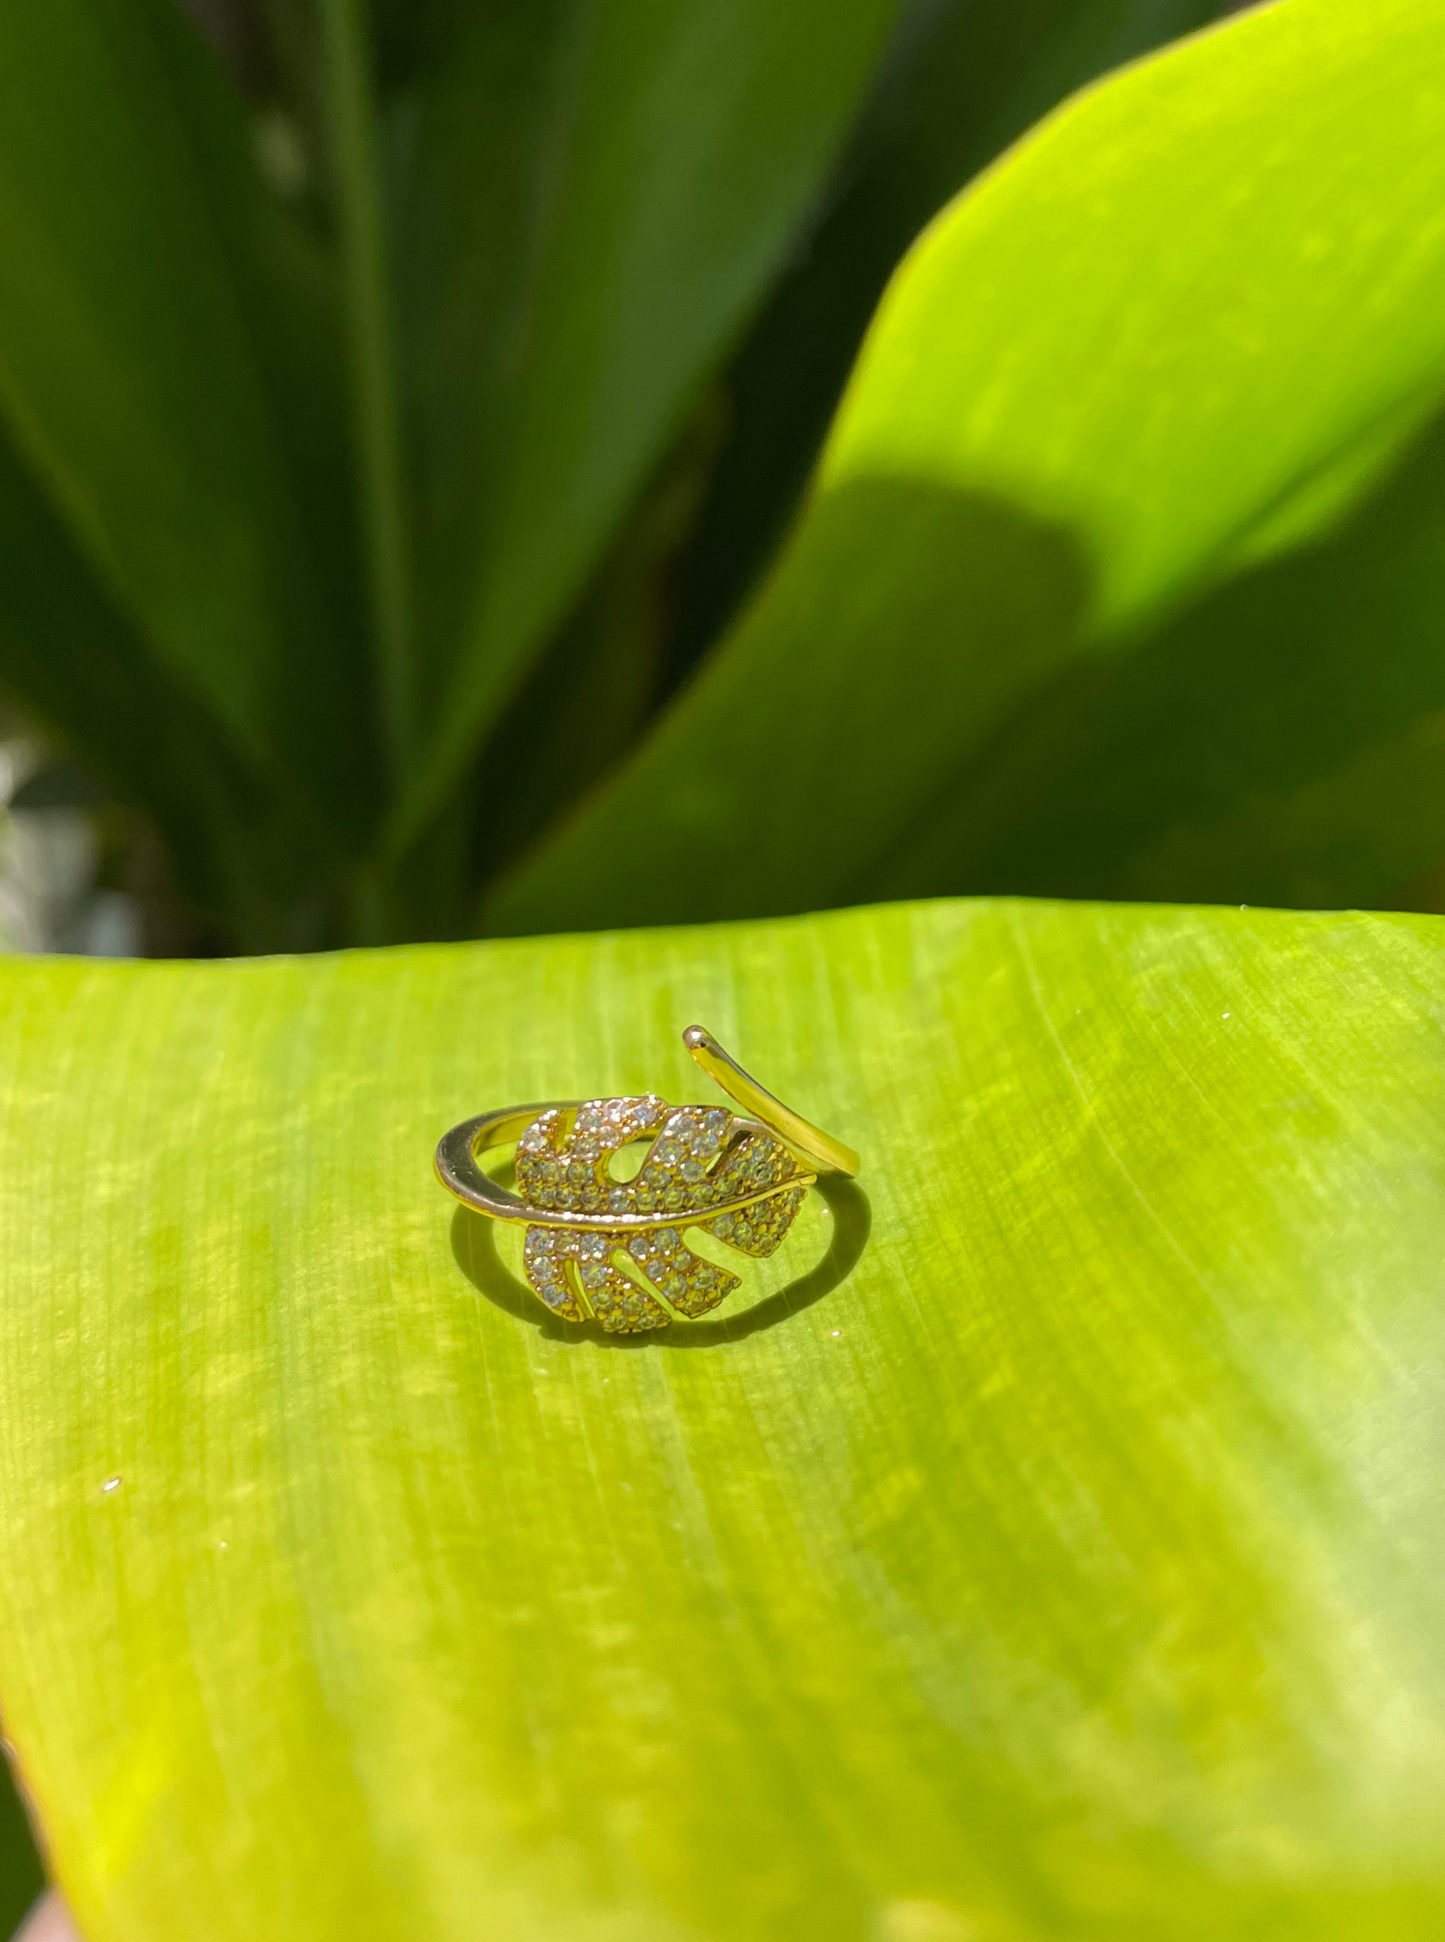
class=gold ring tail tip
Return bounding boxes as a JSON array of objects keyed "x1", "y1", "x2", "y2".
[
  {"x1": 435, "y1": 1025, "x2": 859, "y2": 1332},
  {"x1": 681, "y1": 1025, "x2": 860, "y2": 1179}
]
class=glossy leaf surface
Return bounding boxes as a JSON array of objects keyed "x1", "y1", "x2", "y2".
[
  {"x1": 0, "y1": 898, "x2": 1443, "y2": 1939},
  {"x1": 494, "y1": 0, "x2": 1445, "y2": 933},
  {"x1": 881, "y1": 403, "x2": 1445, "y2": 911},
  {"x1": 667, "y1": 0, "x2": 1221, "y2": 672},
  {"x1": 389, "y1": 0, "x2": 898, "y2": 837}
]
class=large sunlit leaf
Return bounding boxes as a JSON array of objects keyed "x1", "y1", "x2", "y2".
[
  {"x1": 667, "y1": 0, "x2": 1221, "y2": 673},
  {"x1": 387, "y1": 0, "x2": 898, "y2": 841},
  {"x1": 0, "y1": 0, "x2": 370, "y2": 832},
  {"x1": 880, "y1": 403, "x2": 1445, "y2": 912},
  {"x1": 491, "y1": 0, "x2": 1445, "y2": 935},
  {"x1": 1, "y1": 898, "x2": 1443, "y2": 1939}
]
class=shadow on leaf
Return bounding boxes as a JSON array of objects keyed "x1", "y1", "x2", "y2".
[{"x1": 450, "y1": 1173, "x2": 871, "y2": 1348}]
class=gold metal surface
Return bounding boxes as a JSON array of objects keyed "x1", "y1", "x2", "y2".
[
  {"x1": 434, "y1": 1104, "x2": 816, "y2": 1230},
  {"x1": 434, "y1": 1027, "x2": 861, "y2": 1332},
  {"x1": 682, "y1": 1024, "x2": 860, "y2": 1178}
]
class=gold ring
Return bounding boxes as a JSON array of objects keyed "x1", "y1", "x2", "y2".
[{"x1": 436, "y1": 1025, "x2": 860, "y2": 1333}]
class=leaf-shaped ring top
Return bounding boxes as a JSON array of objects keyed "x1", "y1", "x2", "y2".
[{"x1": 435, "y1": 1026, "x2": 860, "y2": 1332}]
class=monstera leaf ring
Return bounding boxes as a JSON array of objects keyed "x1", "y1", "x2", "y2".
[{"x1": 435, "y1": 1026, "x2": 860, "y2": 1333}]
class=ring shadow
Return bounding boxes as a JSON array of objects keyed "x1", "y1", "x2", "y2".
[{"x1": 450, "y1": 1174, "x2": 872, "y2": 1349}]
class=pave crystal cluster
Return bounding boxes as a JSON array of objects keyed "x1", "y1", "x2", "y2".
[{"x1": 513, "y1": 1094, "x2": 809, "y2": 1332}]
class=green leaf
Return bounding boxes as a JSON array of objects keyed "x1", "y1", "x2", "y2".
[
  {"x1": 386, "y1": 0, "x2": 899, "y2": 843},
  {"x1": 0, "y1": 429, "x2": 348, "y2": 951},
  {"x1": 878, "y1": 403, "x2": 1445, "y2": 910},
  {"x1": 476, "y1": 402, "x2": 727, "y2": 885},
  {"x1": 1, "y1": 898, "x2": 1444, "y2": 1939},
  {"x1": 318, "y1": 0, "x2": 418, "y2": 784},
  {"x1": 0, "y1": 1764, "x2": 43, "y2": 1941},
  {"x1": 0, "y1": 0, "x2": 371, "y2": 832},
  {"x1": 490, "y1": 0, "x2": 1445, "y2": 935},
  {"x1": 667, "y1": 0, "x2": 1222, "y2": 673}
]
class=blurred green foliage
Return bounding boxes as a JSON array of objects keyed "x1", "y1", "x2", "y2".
[
  {"x1": 0, "y1": 0, "x2": 1223, "y2": 950},
  {"x1": 0, "y1": 1760, "x2": 40, "y2": 1941},
  {"x1": 495, "y1": 0, "x2": 1445, "y2": 932}
]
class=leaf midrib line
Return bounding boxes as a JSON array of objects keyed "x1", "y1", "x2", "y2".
[{"x1": 318, "y1": 0, "x2": 416, "y2": 788}]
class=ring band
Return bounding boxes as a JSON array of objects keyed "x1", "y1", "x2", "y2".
[{"x1": 436, "y1": 1025, "x2": 859, "y2": 1333}]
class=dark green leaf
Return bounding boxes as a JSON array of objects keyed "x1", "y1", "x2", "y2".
[
  {"x1": 876, "y1": 404, "x2": 1445, "y2": 909},
  {"x1": 0, "y1": 1763, "x2": 43, "y2": 1942},
  {"x1": 387, "y1": 0, "x2": 900, "y2": 842},
  {"x1": 490, "y1": 0, "x2": 1445, "y2": 935},
  {"x1": 474, "y1": 396, "x2": 728, "y2": 884},
  {"x1": 667, "y1": 0, "x2": 1222, "y2": 677},
  {"x1": 317, "y1": 0, "x2": 417, "y2": 783},
  {"x1": 0, "y1": 0, "x2": 371, "y2": 833},
  {"x1": 0, "y1": 430, "x2": 346, "y2": 951}
]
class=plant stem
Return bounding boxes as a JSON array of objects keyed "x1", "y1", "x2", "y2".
[{"x1": 317, "y1": 0, "x2": 415, "y2": 788}]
